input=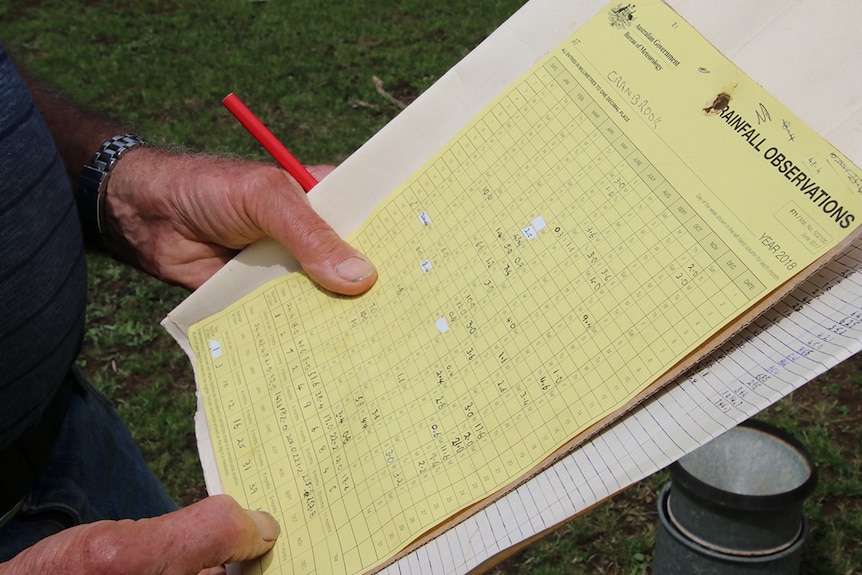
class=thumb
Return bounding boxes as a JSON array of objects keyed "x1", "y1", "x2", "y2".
[
  {"x1": 0, "y1": 495, "x2": 279, "y2": 575},
  {"x1": 150, "y1": 495, "x2": 280, "y2": 571},
  {"x1": 259, "y1": 171, "x2": 378, "y2": 296}
]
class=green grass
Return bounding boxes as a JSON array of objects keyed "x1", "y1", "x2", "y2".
[{"x1": 3, "y1": 1, "x2": 862, "y2": 573}]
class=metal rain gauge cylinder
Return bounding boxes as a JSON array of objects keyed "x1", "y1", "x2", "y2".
[{"x1": 653, "y1": 419, "x2": 817, "y2": 574}]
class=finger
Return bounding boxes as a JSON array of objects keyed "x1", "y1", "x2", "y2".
[
  {"x1": 4, "y1": 495, "x2": 279, "y2": 575},
  {"x1": 305, "y1": 164, "x2": 335, "y2": 181}
]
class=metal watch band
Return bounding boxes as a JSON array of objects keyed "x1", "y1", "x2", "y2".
[{"x1": 76, "y1": 133, "x2": 146, "y2": 250}]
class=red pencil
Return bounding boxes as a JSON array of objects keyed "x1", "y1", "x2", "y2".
[{"x1": 222, "y1": 92, "x2": 318, "y2": 192}]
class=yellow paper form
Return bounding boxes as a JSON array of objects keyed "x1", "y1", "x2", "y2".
[{"x1": 189, "y1": 2, "x2": 862, "y2": 573}]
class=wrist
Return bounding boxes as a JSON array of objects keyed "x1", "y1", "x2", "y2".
[
  {"x1": 98, "y1": 145, "x2": 188, "y2": 278},
  {"x1": 75, "y1": 133, "x2": 148, "y2": 251}
]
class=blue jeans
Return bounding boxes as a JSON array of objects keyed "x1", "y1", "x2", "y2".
[{"x1": 0, "y1": 370, "x2": 178, "y2": 560}]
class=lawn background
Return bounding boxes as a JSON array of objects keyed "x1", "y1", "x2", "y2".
[{"x1": 1, "y1": 1, "x2": 860, "y2": 573}]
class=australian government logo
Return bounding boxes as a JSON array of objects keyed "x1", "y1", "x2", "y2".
[{"x1": 608, "y1": 3, "x2": 636, "y2": 29}]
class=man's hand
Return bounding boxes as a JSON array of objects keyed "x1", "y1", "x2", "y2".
[
  {"x1": 19, "y1": 65, "x2": 369, "y2": 293},
  {"x1": 0, "y1": 495, "x2": 279, "y2": 575},
  {"x1": 104, "y1": 146, "x2": 377, "y2": 292}
]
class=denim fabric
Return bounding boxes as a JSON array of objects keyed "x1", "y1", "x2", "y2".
[{"x1": 0, "y1": 371, "x2": 178, "y2": 561}]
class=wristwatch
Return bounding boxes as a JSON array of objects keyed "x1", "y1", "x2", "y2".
[{"x1": 76, "y1": 133, "x2": 146, "y2": 250}]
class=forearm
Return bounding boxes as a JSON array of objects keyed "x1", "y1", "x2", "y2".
[{"x1": 17, "y1": 64, "x2": 128, "y2": 188}]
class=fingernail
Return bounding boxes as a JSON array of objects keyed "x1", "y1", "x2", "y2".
[
  {"x1": 336, "y1": 256, "x2": 376, "y2": 282},
  {"x1": 248, "y1": 510, "x2": 280, "y2": 542}
]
